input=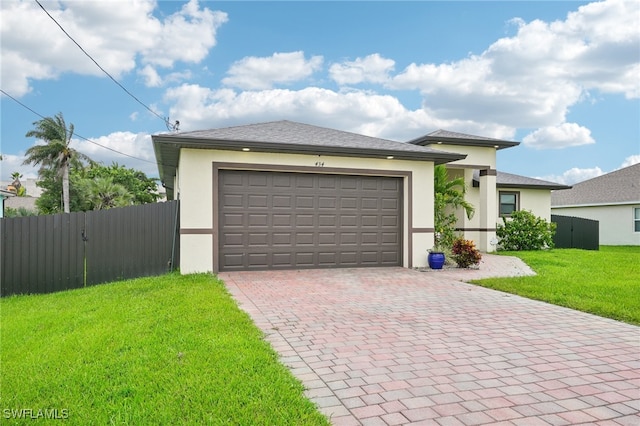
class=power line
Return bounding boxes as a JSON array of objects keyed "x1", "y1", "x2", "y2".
[
  {"x1": 34, "y1": 0, "x2": 179, "y2": 132},
  {"x1": 0, "y1": 89, "x2": 158, "y2": 165}
]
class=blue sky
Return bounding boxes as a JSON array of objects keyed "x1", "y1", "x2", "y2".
[{"x1": 1, "y1": 0, "x2": 639, "y2": 185}]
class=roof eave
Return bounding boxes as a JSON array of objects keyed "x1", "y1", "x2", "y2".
[
  {"x1": 410, "y1": 135, "x2": 519, "y2": 150},
  {"x1": 153, "y1": 136, "x2": 467, "y2": 198}
]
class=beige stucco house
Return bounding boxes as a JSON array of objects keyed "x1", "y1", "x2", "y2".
[
  {"x1": 551, "y1": 163, "x2": 640, "y2": 246},
  {"x1": 153, "y1": 121, "x2": 567, "y2": 273}
]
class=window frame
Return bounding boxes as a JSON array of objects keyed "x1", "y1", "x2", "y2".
[
  {"x1": 498, "y1": 191, "x2": 520, "y2": 217},
  {"x1": 634, "y1": 207, "x2": 640, "y2": 233}
]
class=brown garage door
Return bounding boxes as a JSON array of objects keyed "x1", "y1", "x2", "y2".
[{"x1": 218, "y1": 170, "x2": 402, "y2": 271}]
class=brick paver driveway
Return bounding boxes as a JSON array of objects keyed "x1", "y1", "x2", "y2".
[{"x1": 220, "y1": 266, "x2": 639, "y2": 425}]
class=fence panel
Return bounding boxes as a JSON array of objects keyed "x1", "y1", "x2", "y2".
[
  {"x1": 1, "y1": 212, "x2": 85, "y2": 296},
  {"x1": 1, "y1": 201, "x2": 179, "y2": 297},
  {"x1": 551, "y1": 214, "x2": 599, "y2": 250},
  {"x1": 85, "y1": 201, "x2": 179, "y2": 285}
]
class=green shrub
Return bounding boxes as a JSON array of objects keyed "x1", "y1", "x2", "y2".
[
  {"x1": 451, "y1": 238, "x2": 482, "y2": 268},
  {"x1": 496, "y1": 210, "x2": 556, "y2": 251}
]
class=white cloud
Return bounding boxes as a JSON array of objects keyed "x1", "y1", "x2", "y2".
[
  {"x1": 539, "y1": 166, "x2": 604, "y2": 185},
  {"x1": 388, "y1": 0, "x2": 639, "y2": 130},
  {"x1": 522, "y1": 123, "x2": 595, "y2": 150},
  {"x1": 222, "y1": 51, "x2": 323, "y2": 90},
  {"x1": 139, "y1": 65, "x2": 163, "y2": 88},
  {"x1": 0, "y1": 0, "x2": 227, "y2": 96},
  {"x1": 0, "y1": 153, "x2": 39, "y2": 182},
  {"x1": 163, "y1": 83, "x2": 515, "y2": 142},
  {"x1": 621, "y1": 155, "x2": 640, "y2": 168},
  {"x1": 539, "y1": 156, "x2": 640, "y2": 185},
  {"x1": 74, "y1": 132, "x2": 159, "y2": 177},
  {"x1": 329, "y1": 54, "x2": 395, "y2": 85}
]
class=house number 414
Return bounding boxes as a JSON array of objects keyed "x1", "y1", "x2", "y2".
[{"x1": 315, "y1": 161, "x2": 324, "y2": 167}]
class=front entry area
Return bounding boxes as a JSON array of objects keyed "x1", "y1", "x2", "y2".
[{"x1": 218, "y1": 170, "x2": 402, "y2": 271}]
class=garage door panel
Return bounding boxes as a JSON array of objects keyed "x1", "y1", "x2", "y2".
[
  {"x1": 248, "y1": 214, "x2": 268, "y2": 227},
  {"x1": 361, "y1": 251, "x2": 379, "y2": 264},
  {"x1": 319, "y1": 215, "x2": 337, "y2": 227},
  {"x1": 296, "y1": 175, "x2": 314, "y2": 189},
  {"x1": 296, "y1": 215, "x2": 314, "y2": 227},
  {"x1": 222, "y1": 194, "x2": 244, "y2": 208},
  {"x1": 318, "y1": 197, "x2": 336, "y2": 209},
  {"x1": 273, "y1": 252, "x2": 293, "y2": 266},
  {"x1": 295, "y1": 196, "x2": 315, "y2": 208},
  {"x1": 222, "y1": 233, "x2": 244, "y2": 246},
  {"x1": 340, "y1": 215, "x2": 357, "y2": 227},
  {"x1": 273, "y1": 214, "x2": 292, "y2": 226},
  {"x1": 295, "y1": 233, "x2": 314, "y2": 245},
  {"x1": 221, "y1": 213, "x2": 244, "y2": 227},
  {"x1": 273, "y1": 195, "x2": 292, "y2": 208},
  {"x1": 248, "y1": 174, "x2": 268, "y2": 187},
  {"x1": 382, "y1": 215, "x2": 399, "y2": 227},
  {"x1": 340, "y1": 252, "x2": 358, "y2": 265},
  {"x1": 319, "y1": 232, "x2": 336, "y2": 245},
  {"x1": 340, "y1": 177, "x2": 358, "y2": 190},
  {"x1": 318, "y1": 252, "x2": 337, "y2": 265},
  {"x1": 382, "y1": 198, "x2": 399, "y2": 210},
  {"x1": 361, "y1": 215, "x2": 378, "y2": 227},
  {"x1": 362, "y1": 233, "x2": 379, "y2": 244},
  {"x1": 382, "y1": 232, "x2": 399, "y2": 244},
  {"x1": 273, "y1": 233, "x2": 292, "y2": 245},
  {"x1": 218, "y1": 170, "x2": 401, "y2": 271},
  {"x1": 248, "y1": 194, "x2": 268, "y2": 208},
  {"x1": 295, "y1": 252, "x2": 314, "y2": 266}
]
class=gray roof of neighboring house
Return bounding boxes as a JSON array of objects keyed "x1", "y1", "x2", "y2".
[
  {"x1": 473, "y1": 170, "x2": 571, "y2": 190},
  {"x1": 153, "y1": 120, "x2": 466, "y2": 197},
  {"x1": 408, "y1": 129, "x2": 520, "y2": 150},
  {"x1": 551, "y1": 163, "x2": 640, "y2": 207}
]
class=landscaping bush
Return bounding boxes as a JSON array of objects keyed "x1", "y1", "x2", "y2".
[
  {"x1": 496, "y1": 210, "x2": 556, "y2": 251},
  {"x1": 451, "y1": 238, "x2": 482, "y2": 268}
]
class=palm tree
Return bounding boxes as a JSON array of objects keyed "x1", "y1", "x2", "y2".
[
  {"x1": 81, "y1": 177, "x2": 133, "y2": 210},
  {"x1": 433, "y1": 165, "x2": 475, "y2": 250},
  {"x1": 23, "y1": 112, "x2": 91, "y2": 213}
]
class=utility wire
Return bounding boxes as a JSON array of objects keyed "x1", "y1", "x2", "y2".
[
  {"x1": 34, "y1": 0, "x2": 179, "y2": 132},
  {"x1": 1, "y1": 89, "x2": 158, "y2": 165}
]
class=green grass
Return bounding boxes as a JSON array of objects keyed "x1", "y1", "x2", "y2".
[
  {"x1": 471, "y1": 246, "x2": 640, "y2": 325},
  {"x1": 0, "y1": 273, "x2": 329, "y2": 425}
]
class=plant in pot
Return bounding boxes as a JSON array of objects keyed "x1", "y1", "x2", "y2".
[
  {"x1": 428, "y1": 233, "x2": 446, "y2": 269},
  {"x1": 430, "y1": 165, "x2": 476, "y2": 269}
]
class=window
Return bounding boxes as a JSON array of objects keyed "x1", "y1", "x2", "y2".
[
  {"x1": 499, "y1": 192, "x2": 519, "y2": 216},
  {"x1": 635, "y1": 207, "x2": 640, "y2": 232}
]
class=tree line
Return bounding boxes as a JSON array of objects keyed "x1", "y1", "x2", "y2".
[{"x1": 5, "y1": 112, "x2": 160, "y2": 217}]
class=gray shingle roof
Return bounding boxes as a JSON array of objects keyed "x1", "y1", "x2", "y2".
[
  {"x1": 408, "y1": 129, "x2": 520, "y2": 150},
  {"x1": 551, "y1": 163, "x2": 640, "y2": 206},
  {"x1": 153, "y1": 120, "x2": 466, "y2": 199},
  {"x1": 170, "y1": 121, "x2": 465, "y2": 156},
  {"x1": 473, "y1": 170, "x2": 571, "y2": 190}
]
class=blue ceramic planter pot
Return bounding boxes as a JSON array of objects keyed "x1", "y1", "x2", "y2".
[{"x1": 428, "y1": 252, "x2": 445, "y2": 269}]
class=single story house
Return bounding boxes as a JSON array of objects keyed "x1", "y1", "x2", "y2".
[
  {"x1": 551, "y1": 163, "x2": 640, "y2": 246},
  {"x1": 153, "y1": 120, "x2": 567, "y2": 273}
]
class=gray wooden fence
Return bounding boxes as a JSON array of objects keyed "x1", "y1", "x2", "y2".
[
  {"x1": 1, "y1": 201, "x2": 180, "y2": 296},
  {"x1": 551, "y1": 214, "x2": 599, "y2": 250}
]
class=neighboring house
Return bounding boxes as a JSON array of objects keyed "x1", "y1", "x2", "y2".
[
  {"x1": 153, "y1": 121, "x2": 566, "y2": 273},
  {"x1": 0, "y1": 189, "x2": 16, "y2": 218},
  {"x1": 551, "y1": 163, "x2": 640, "y2": 246}
]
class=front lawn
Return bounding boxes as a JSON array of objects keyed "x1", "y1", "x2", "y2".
[
  {"x1": 0, "y1": 273, "x2": 329, "y2": 425},
  {"x1": 471, "y1": 246, "x2": 640, "y2": 325}
]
